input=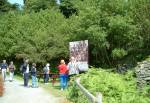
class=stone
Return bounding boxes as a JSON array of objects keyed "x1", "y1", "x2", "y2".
[{"x1": 135, "y1": 60, "x2": 150, "y2": 89}]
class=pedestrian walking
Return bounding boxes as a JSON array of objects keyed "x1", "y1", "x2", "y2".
[
  {"x1": 31, "y1": 63, "x2": 38, "y2": 88},
  {"x1": 43, "y1": 63, "x2": 50, "y2": 84},
  {"x1": 0, "y1": 60, "x2": 8, "y2": 81},
  {"x1": 8, "y1": 61, "x2": 15, "y2": 82},
  {"x1": 58, "y1": 59, "x2": 68, "y2": 91},
  {"x1": 21, "y1": 59, "x2": 30, "y2": 87}
]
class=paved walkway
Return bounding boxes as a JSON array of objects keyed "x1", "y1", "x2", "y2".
[{"x1": 0, "y1": 78, "x2": 61, "y2": 103}]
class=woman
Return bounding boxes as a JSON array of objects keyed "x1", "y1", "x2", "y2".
[
  {"x1": 8, "y1": 61, "x2": 15, "y2": 82},
  {"x1": 31, "y1": 63, "x2": 38, "y2": 88},
  {"x1": 58, "y1": 59, "x2": 68, "y2": 91}
]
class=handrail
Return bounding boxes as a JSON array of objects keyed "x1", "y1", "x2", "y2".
[{"x1": 75, "y1": 78, "x2": 102, "y2": 103}]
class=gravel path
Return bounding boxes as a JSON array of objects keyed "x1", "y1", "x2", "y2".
[{"x1": 0, "y1": 78, "x2": 61, "y2": 103}]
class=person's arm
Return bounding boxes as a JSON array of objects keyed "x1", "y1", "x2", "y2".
[
  {"x1": 48, "y1": 67, "x2": 50, "y2": 74},
  {"x1": 14, "y1": 65, "x2": 16, "y2": 70},
  {"x1": 0, "y1": 63, "x2": 1, "y2": 70},
  {"x1": 7, "y1": 64, "x2": 9, "y2": 72}
]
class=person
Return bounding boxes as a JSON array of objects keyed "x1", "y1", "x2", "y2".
[
  {"x1": 67, "y1": 57, "x2": 79, "y2": 79},
  {"x1": 43, "y1": 63, "x2": 50, "y2": 84},
  {"x1": 21, "y1": 59, "x2": 30, "y2": 87},
  {"x1": 31, "y1": 63, "x2": 38, "y2": 88},
  {"x1": 0, "y1": 60, "x2": 8, "y2": 81},
  {"x1": 58, "y1": 59, "x2": 68, "y2": 91},
  {"x1": 8, "y1": 61, "x2": 16, "y2": 82}
]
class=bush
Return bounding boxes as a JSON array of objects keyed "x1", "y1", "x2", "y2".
[
  {"x1": 112, "y1": 48, "x2": 127, "y2": 59},
  {"x1": 67, "y1": 68, "x2": 150, "y2": 103}
]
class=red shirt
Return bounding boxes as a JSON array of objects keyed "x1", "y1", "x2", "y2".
[{"x1": 58, "y1": 64, "x2": 68, "y2": 74}]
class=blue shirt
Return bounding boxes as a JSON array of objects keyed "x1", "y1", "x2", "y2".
[{"x1": 1, "y1": 63, "x2": 8, "y2": 69}]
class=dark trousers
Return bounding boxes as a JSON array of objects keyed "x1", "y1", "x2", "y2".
[
  {"x1": 44, "y1": 74, "x2": 49, "y2": 83},
  {"x1": 24, "y1": 73, "x2": 29, "y2": 86}
]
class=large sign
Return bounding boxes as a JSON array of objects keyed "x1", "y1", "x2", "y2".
[{"x1": 69, "y1": 40, "x2": 88, "y2": 71}]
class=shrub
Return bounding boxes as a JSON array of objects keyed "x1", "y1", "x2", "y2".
[{"x1": 67, "y1": 68, "x2": 150, "y2": 103}]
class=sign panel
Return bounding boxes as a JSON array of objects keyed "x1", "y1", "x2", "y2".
[{"x1": 69, "y1": 40, "x2": 88, "y2": 71}]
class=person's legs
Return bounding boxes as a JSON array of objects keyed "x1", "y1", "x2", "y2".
[
  {"x1": 35, "y1": 77, "x2": 38, "y2": 87},
  {"x1": 63, "y1": 75, "x2": 66, "y2": 89},
  {"x1": 26, "y1": 73, "x2": 29, "y2": 86},
  {"x1": 2, "y1": 69, "x2": 5, "y2": 81},
  {"x1": 44, "y1": 74, "x2": 46, "y2": 83},
  {"x1": 62, "y1": 74, "x2": 67, "y2": 90},
  {"x1": 24, "y1": 73, "x2": 29, "y2": 87},
  {"x1": 64, "y1": 74, "x2": 68, "y2": 89},
  {"x1": 4, "y1": 70, "x2": 6, "y2": 81},
  {"x1": 46, "y1": 74, "x2": 49, "y2": 83},
  {"x1": 32, "y1": 76, "x2": 35, "y2": 87},
  {"x1": 60, "y1": 74, "x2": 64, "y2": 90},
  {"x1": 2, "y1": 69, "x2": 6, "y2": 81},
  {"x1": 24, "y1": 73, "x2": 26, "y2": 86},
  {"x1": 10, "y1": 72, "x2": 13, "y2": 81},
  {"x1": 11, "y1": 72, "x2": 14, "y2": 81}
]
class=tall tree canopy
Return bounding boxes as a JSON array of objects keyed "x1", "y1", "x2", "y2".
[
  {"x1": 0, "y1": 0, "x2": 19, "y2": 12},
  {"x1": 0, "y1": 0, "x2": 149, "y2": 67},
  {"x1": 24, "y1": 0, "x2": 57, "y2": 12}
]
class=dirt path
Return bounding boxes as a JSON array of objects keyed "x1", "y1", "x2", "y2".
[{"x1": 0, "y1": 78, "x2": 61, "y2": 103}]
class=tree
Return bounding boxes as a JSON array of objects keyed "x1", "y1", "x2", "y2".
[
  {"x1": 59, "y1": 0, "x2": 77, "y2": 18},
  {"x1": 0, "y1": 9, "x2": 70, "y2": 65},
  {"x1": 67, "y1": 0, "x2": 144, "y2": 66},
  {"x1": 24, "y1": 0, "x2": 58, "y2": 12},
  {"x1": 0, "y1": 0, "x2": 19, "y2": 13}
]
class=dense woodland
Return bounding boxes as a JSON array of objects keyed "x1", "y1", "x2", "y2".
[
  {"x1": 0, "y1": 0, "x2": 150, "y2": 102},
  {"x1": 0, "y1": 0, "x2": 150, "y2": 67}
]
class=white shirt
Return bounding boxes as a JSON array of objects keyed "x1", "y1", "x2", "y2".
[
  {"x1": 68, "y1": 62, "x2": 79, "y2": 75},
  {"x1": 25, "y1": 64, "x2": 29, "y2": 73}
]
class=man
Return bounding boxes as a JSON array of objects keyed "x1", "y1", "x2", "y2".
[
  {"x1": 0, "y1": 60, "x2": 8, "y2": 81},
  {"x1": 21, "y1": 59, "x2": 30, "y2": 87}
]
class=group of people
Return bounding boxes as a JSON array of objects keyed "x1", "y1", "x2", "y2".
[
  {"x1": 0, "y1": 60, "x2": 15, "y2": 82},
  {"x1": 0, "y1": 56, "x2": 80, "y2": 90},
  {"x1": 58, "y1": 57, "x2": 79, "y2": 90}
]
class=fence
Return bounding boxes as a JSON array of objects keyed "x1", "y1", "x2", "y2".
[{"x1": 75, "y1": 78, "x2": 102, "y2": 103}]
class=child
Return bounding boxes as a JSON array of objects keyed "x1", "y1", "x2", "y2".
[{"x1": 31, "y1": 63, "x2": 38, "y2": 88}]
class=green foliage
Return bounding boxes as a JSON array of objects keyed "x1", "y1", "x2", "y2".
[
  {"x1": 0, "y1": 0, "x2": 150, "y2": 67},
  {"x1": 112, "y1": 48, "x2": 127, "y2": 59},
  {"x1": 24, "y1": 0, "x2": 57, "y2": 12},
  {"x1": 0, "y1": 0, "x2": 19, "y2": 12},
  {"x1": 0, "y1": 9, "x2": 69, "y2": 64},
  {"x1": 67, "y1": 68, "x2": 150, "y2": 103},
  {"x1": 62, "y1": 0, "x2": 148, "y2": 66},
  {"x1": 59, "y1": 0, "x2": 77, "y2": 18}
]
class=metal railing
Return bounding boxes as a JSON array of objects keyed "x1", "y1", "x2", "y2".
[{"x1": 75, "y1": 78, "x2": 102, "y2": 103}]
